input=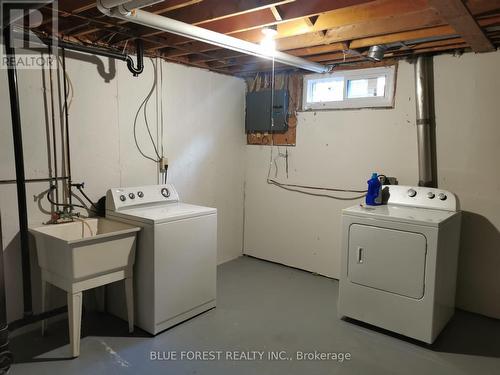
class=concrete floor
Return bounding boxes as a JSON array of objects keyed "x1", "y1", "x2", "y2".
[{"x1": 9, "y1": 256, "x2": 500, "y2": 375}]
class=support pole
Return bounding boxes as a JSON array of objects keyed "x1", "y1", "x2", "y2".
[{"x1": 3, "y1": 25, "x2": 32, "y2": 316}]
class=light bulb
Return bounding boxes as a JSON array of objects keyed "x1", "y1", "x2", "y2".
[
  {"x1": 260, "y1": 27, "x2": 277, "y2": 56},
  {"x1": 260, "y1": 36, "x2": 276, "y2": 56}
]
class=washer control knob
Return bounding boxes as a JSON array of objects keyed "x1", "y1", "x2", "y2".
[
  {"x1": 438, "y1": 193, "x2": 447, "y2": 201},
  {"x1": 427, "y1": 192, "x2": 435, "y2": 199},
  {"x1": 129, "y1": 193, "x2": 135, "y2": 199},
  {"x1": 407, "y1": 189, "x2": 417, "y2": 197},
  {"x1": 161, "y1": 187, "x2": 170, "y2": 198},
  {"x1": 119, "y1": 194, "x2": 126, "y2": 202},
  {"x1": 137, "y1": 191, "x2": 144, "y2": 198}
]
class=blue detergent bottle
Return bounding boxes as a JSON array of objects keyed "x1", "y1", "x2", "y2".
[{"x1": 365, "y1": 173, "x2": 382, "y2": 206}]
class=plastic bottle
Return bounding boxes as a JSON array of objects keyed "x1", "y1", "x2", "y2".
[{"x1": 365, "y1": 173, "x2": 382, "y2": 206}]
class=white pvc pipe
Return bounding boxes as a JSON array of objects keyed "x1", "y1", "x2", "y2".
[
  {"x1": 122, "y1": 0, "x2": 164, "y2": 12},
  {"x1": 105, "y1": 5, "x2": 330, "y2": 74},
  {"x1": 98, "y1": 0, "x2": 132, "y2": 10}
]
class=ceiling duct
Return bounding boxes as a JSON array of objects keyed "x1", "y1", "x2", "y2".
[
  {"x1": 96, "y1": 0, "x2": 331, "y2": 74},
  {"x1": 367, "y1": 45, "x2": 387, "y2": 61}
]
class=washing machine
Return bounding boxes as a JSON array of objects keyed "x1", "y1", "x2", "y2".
[
  {"x1": 338, "y1": 185, "x2": 461, "y2": 343},
  {"x1": 105, "y1": 184, "x2": 217, "y2": 335}
]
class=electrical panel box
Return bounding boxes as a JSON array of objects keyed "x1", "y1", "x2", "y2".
[{"x1": 245, "y1": 89, "x2": 289, "y2": 133}]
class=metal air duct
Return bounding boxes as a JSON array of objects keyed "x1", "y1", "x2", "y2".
[{"x1": 414, "y1": 55, "x2": 434, "y2": 187}]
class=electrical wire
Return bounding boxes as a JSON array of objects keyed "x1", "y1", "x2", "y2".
[
  {"x1": 267, "y1": 179, "x2": 367, "y2": 194},
  {"x1": 133, "y1": 58, "x2": 161, "y2": 162},
  {"x1": 267, "y1": 179, "x2": 367, "y2": 200}
]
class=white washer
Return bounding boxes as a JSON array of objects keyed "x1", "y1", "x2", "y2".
[
  {"x1": 105, "y1": 184, "x2": 217, "y2": 335},
  {"x1": 338, "y1": 185, "x2": 461, "y2": 343}
]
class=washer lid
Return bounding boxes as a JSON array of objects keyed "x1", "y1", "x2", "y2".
[
  {"x1": 108, "y1": 202, "x2": 216, "y2": 224},
  {"x1": 343, "y1": 204, "x2": 458, "y2": 227}
]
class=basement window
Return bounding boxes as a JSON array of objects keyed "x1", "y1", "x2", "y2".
[{"x1": 302, "y1": 66, "x2": 396, "y2": 110}]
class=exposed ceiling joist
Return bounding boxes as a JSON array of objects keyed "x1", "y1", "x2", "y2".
[
  {"x1": 270, "y1": 6, "x2": 284, "y2": 21},
  {"x1": 137, "y1": 0, "x2": 375, "y2": 46},
  {"x1": 31, "y1": 0, "x2": 500, "y2": 76},
  {"x1": 465, "y1": 0, "x2": 500, "y2": 17},
  {"x1": 152, "y1": 0, "x2": 438, "y2": 58},
  {"x1": 428, "y1": 0, "x2": 495, "y2": 52}
]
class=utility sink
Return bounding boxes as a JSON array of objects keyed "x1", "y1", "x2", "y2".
[
  {"x1": 30, "y1": 217, "x2": 140, "y2": 281},
  {"x1": 30, "y1": 217, "x2": 141, "y2": 357}
]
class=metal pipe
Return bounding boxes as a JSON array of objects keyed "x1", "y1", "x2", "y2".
[
  {"x1": 48, "y1": 46, "x2": 59, "y2": 203},
  {"x1": 13, "y1": 28, "x2": 144, "y2": 76},
  {"x1": 3, "y1": 26, "x2": 33, "y2": 316},
  {"x1": 0, "y1": 213, "x2": 13, "y2": 373},
  {"x1": 126, "y1": 39, "x2": 144, "y2": 76},
  {"x1": 102, "y1": 5, "x2": 330, "y2": 73},
  {"x1": 414, "y1": 55, "x2": 434, "y2": 187},
  {"x1": 61, "y1": 48, "x2": 73, "y2": 210},
  {"x1": 0, "y1": 176, "x2": 69, "y2": 185}
]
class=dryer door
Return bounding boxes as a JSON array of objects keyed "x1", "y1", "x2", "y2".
[{"x1": 348, "y1": 224, "x2": 427, "y2": 299}]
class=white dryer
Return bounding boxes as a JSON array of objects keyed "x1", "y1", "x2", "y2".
[
  {"x1": 105, "y1": 184, "x2": 217, "y2": 335},
  {"x1": 338, "y1": 185, "x2": 461, "y2": 343}
]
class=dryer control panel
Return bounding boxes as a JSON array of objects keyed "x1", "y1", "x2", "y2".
[
  {"x1": 106, "y1": 184, "x2": 179, "y2": 211},
  {"x1": 384, "y1": 185, "x2": 458, "y2": 211}
]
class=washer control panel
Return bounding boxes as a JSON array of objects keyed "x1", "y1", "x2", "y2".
[
  {"x1": 386, "y1": 185, "x2": 458, "y2": 211},
  {"x1": 106, "y1": 184, "x2": 179, "y2": 211}
]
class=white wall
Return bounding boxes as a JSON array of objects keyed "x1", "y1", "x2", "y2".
[
  {"x1": 244, "y1": 61, "x2": 418, "y2": 278},
  {"x1": 0, "y1": 52, "x2": 246, "y2": 322},
  {"x1": 433, "y1": 51, "x2": 500, "y2": 319},
  {"x1": 243, "y1": 52, "x2": 500, "y2": 319}
]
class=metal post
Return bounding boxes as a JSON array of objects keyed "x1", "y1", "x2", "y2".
[
  {"x1": 61, "y1": 47, "x2": 72, "y2": 209},
  {"x1": 3, "y1": 25, "x2": 33, "y2": 316},
  {"x1": 0, "y1": 214, "x2": 13, "y2": 373}
]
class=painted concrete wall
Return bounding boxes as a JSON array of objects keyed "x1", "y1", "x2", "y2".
[
  {"x1": 0, "y1": 52, "x2": 246, "y2": 322},
  {"x1": 433, "y1": 51, "x2": 500, "y2": 319},
  {"x1": 243, "y1": 52, "x2": 500, "y2": 319},
  {"x1": 244, "y1": 61, "x2": 419, "y2": 278}
]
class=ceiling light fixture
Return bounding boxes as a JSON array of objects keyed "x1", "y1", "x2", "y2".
[{"x1": 260, "y1": 26, "x2": 278, "y2": 56}]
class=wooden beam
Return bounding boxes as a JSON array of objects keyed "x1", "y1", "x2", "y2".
[
  {"x1": 146, "y1": 0, "x2": 203, "y2": 14},
  {"x1": 349, "y1": 26, "x2": 457, "y2": 48},
  {"x1": 428, "y1": 0, "x2": 494, "y2": 52},
  {"x1": 161, "y1": 0, "x2": 294, "y2": 25},
  {"x1": 465, "y1": 0, "x2": 500, "y2": 17},
  {"x1": 130, "y1": 0, "x2": 374, "y2": 45},
  {"x1": 270, "y1": 6, "x2": 284, "y2": 21},
  {"x1": 287, "y1": 42, "x2": 349, "y2": 57},
  {"x1": 275, "y1": 0, "x2": 430, "y2": 39},
  {"x1": 275, "y1": 9, "x2": 443, "y2": 49},
  {"x1": 105, "y1": 0, "x2": 295, "y2": 44},
  {"x1": 153, "y1": 0, "x2": 438, "y2": 56}
]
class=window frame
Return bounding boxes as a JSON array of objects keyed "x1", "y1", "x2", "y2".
[{"x1": 302, "y1": 65, "x2": 397, "y2": 110}]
